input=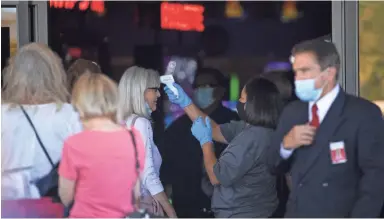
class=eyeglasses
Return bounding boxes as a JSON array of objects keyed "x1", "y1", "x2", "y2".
[{"x1": 147, "y1": 87, "x2": 160, "y2": 92}]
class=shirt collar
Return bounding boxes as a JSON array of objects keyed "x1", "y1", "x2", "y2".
[{"x1": 309, "y1": 84, "x2": 340, "y2": 117}]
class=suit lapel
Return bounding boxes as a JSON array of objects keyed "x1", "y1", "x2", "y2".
[
  {"x1": 296, "y1": 101, "x2": 309, "y2": 125},
  {"x1": 299, "y1": 90, "x2": 347, "y2": 178}
]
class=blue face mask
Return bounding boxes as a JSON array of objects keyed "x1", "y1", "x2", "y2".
[
  {"x1": 145, "y1": 102, "x2": 153, "y2": 115},
  {"x1": 193, "y1": 87, "x2": 215, "y2": 109},
  {"x1": 294, "y1": 78, "x2": 323, "y2": 102}
]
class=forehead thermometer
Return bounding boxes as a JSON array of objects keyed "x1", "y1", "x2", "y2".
[
  {"x1": 161, "y1": 61, "x2": 179, "y2": 97},
  {"x1": 160, "y1": 75, "x2": 179, "y2": 98}
]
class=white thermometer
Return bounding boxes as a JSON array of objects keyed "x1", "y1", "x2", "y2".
[
  {"x1": 160, "y1": 75, "x2": 179, "y2": 98},
  {"x1": 161, "y1": 60, "x2": 179, "y2": 97}
]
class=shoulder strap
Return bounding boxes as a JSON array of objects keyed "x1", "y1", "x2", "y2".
[
  {"x1": 131, "y1": 115, "x2": 139, "y2": 128},
  {"x1": 128, "y1": 129, "x2": 140, "y2": 178},
  {"x1": 128, "y1": 129, "x2": 142, "y2": 210},
  {"x1": 20, "y1": 105, "x2": 55, "y2": 168}
]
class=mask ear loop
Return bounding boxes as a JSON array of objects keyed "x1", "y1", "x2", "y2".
[
  {"x1": 313, "y1": 68, "x2": 331, "y2": 103},
  {"x1": 319, "y1": 68, "x2": 331, "y2": 89}
]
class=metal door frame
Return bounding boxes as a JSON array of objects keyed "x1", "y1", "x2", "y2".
[
  {"x1": 332, "y1": 1, "x2": 359, "y2": 96},
  {"x1": 1, "y1": 1, "x2": 48, "y2": 47}
]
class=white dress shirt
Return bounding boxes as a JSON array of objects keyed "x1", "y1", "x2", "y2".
[
  {"x1": 280, "y1": 85, "x2": 341, "y2": 159},
  {"x1": 1, "y1": 103, "x2": 82, "y2": 199},
  {"x1": 126, "y1": 115, "x2": 164, "y2": 197}
]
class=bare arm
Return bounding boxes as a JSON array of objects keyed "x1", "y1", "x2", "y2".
[
  {"x1": 201, "y1": 142, "x2": 220, "y2": 185},
  {"x1": 184, "y1": 104, "x2": 227, "y2": 144},
  {"x1": 153, "y1": 192, "x2": 177, "y2": 218},
  {"x1": 133, "y1": 179, "x2": 141, "y2": 208},
  {"x1": 58, "y1": 142, "x2": 77, "y2": 207},
  {"x1": 59, "y1": 176, "x2": 76, "y2": 207}
]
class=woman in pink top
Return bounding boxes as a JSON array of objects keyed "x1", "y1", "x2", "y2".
[{"x1": 58, "y1": 72, "x2": 145, "y2": 218}]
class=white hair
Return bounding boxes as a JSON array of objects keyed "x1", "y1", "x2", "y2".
[{"x1": 117, "y1": 66, "x2": 160, "y2": 122}]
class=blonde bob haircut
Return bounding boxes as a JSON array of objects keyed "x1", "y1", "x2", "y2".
[
  {"x1": 117, "y1": 66, "x2": 160, "y2": 122},
  {"x1": 72, "y1": 71, "x2": 119, "y2": 122},
  {"x1": 2, "y1": 43, "x2": 69, "y2": 106}
]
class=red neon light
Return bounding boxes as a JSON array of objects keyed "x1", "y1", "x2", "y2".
[
  {"x1": 78, "y1": 0, "x2": 90, "y2": 11},
  {"x1": 68, "y1": 47, "x2": 82, "y2": 58},
  {"x1": 161, "y1": 2, "x2": 205, "y2": 32},
  {"x1": 49, "y1": 0, "x2": 105, "y2": 14}
]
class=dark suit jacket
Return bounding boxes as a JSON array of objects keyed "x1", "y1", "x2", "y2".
[{"x1": 267, "y1": 89, "x2": 384, "y2": 218}]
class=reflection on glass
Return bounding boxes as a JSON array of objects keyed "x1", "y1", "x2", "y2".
[
  {"x1": 1, "y1": 7, "x2": 18, "y2": 57},
  {"x1": 359, "y1": 2, "x2": 384, "y2": 112}
]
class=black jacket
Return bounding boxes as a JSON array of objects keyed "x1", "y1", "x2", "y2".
[{"x1": 267, "y1": 89, "x2": 384, "y2": 217}]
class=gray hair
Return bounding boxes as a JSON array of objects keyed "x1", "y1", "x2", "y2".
[
  {"x1": 2, "y1": 43, "x2": 69, "y2": 107},
  {"x1": 117, "y1": 66, "x2": 160, "y2": 122}
]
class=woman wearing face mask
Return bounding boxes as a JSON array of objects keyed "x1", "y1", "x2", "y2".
[
  {"x1": 118, "y1": 66, "x2": 177, "y2": 218},
  {"x1": 163, "y1": 77, "x2": 284, "y2": 218}
]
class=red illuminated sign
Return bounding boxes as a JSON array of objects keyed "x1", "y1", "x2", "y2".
[
  {"x1": 49, "y1": 0, "x2": 105, "y2": 14},
  {"x1": 161, "y1": 2, "x2": 205, "y2": 32}
]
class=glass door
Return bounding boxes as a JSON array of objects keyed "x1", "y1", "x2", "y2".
[
  {"x1": 1, "y1": 1, "x2": 48, "y2": 71},
  {"x1": 1, "y1": 1, "x2": 31, "y2": 49},
  {"x1": 1, "y1": 1, "x2": 48, "y2": 48}
]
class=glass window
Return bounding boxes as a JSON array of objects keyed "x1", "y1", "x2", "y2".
[{"x1": 359, "y1": 2, "x2": 384, "y2": 113}]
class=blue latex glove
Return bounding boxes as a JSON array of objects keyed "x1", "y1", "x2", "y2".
[
  {"x1": 191, "y1": 116, "x2": 213, "y2": 147},
  {"x1": 164, "y1": 83, "x2": 192, "y2": 108}
]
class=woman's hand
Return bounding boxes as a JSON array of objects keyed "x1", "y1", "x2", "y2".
[
  {"x1": 191, "y1": 116, "x2": 213, "y2": 147},
  {"x1": 164, "y1": 83, "x2": 192, "y2": 108}
]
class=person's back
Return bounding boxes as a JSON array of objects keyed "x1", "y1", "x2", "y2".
[
  {"x1": 212, "y1": 122, "x2": 278, "y2": 218},
  {"x1": 1, "y1": 42, "x2": 82, "y2": 200},
  {"x1": 1, "y1": 103, "x2": 81, "y2": 199},
  {"x1": 60, "y1": 129, "x2": 145, "y2": 218},
  {"x1": 58, "y1": 72, "x2": 146, "y2": 218}
]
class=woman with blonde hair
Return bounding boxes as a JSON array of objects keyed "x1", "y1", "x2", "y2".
[
  {"x1": 1, "y1": 43, "x2": 82, "y2": 199},
  {"x1": 58, "y1": 72, "x2": 146, "y2": 218},
  {"x1": 67, "y1": 58, "x2": 102, "y2": 91},
  {"x1": 118, "y1": 66, "x2": 177, "y2": 218}
]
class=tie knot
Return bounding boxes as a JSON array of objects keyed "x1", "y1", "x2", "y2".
[{"x1": 312, "y1": 104, "x2": 318, "y2": 114}]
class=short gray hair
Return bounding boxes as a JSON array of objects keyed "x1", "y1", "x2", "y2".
[{"x1": 117, "y1": 66, "x2": 160, "y2": 122}]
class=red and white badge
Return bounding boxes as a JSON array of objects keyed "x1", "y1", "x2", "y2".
[{"x1": 329, "y1": 141, "x2": 347, "y2": 164}]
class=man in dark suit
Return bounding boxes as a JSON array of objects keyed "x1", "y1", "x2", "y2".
[{"x1": 267, "y1": 39, "x2": 384, "y2": 217}]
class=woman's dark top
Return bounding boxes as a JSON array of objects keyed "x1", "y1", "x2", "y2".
[{"x1": 211, "y1": 120, "x2": 278, "y2": 218}]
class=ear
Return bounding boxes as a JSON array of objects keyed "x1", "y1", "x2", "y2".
[{"x1": 326, "y1": 66, "x2": 337, "y2": 81}]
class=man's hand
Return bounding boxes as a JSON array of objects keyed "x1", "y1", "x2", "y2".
[{"x1": 283, "y1": 124, "x2": 317, "y2": 149}]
